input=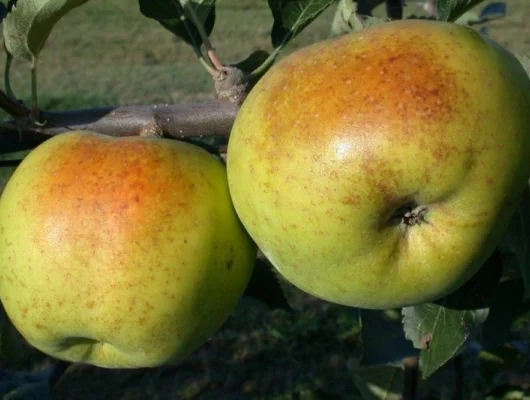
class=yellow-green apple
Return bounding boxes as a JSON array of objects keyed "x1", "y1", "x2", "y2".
[
  {"x1": 227, "y1": 20, "x2": 530, "y2": 309},
  {"x1": 0, "y1": 131, "x2": 256, "y2": 368}
]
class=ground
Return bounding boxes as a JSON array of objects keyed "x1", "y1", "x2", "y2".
[{"x1": 1, "y1": 0, "x2": 530, "y2": 399}]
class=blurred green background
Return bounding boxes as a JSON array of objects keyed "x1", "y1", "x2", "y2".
[{"x1": 2, "y1": 0, "x2": 528, "y2": 112}]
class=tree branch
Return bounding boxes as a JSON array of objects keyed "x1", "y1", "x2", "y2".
[
  {"x1": 0, "y1": 89, "x2": 30, "y2": 119},
  {"x1": 0, "y1": 101, "x2": 239, "y2": 154}
]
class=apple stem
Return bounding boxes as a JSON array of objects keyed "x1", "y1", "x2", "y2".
[{"x1": 403, "y1": 206, "x2": 428, "y2": 227}]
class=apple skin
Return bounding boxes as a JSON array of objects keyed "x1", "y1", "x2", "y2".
[
  {"x1": 0, "y1": 131, "x2": 256, "y2": 368},
  {"x1": 227, "y1": 20, "x2": 530, "y2": 309}
]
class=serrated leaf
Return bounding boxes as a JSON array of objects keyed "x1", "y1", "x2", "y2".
[
  {"x1": 436, "y1": 0, "x2": 486, "y2": 22},
  {"x1": 499, "y1": 184, "x2": 530, "y2": 300},
  {"x1": 402, "y1": 250, "x2": 504, "y2": 378},
  {"x1": 353, "y1": 364, "x2": 404, "y2": 400},
  {"x1": 268, "y1": 0, "x2": 336, "y2": 49},
  {"x1": 138, "y1": 0, "x2": 215, "y2": 48},
  {"x1": 3, "y1": 0, "x2": 91, "y2": 64},
  {"x1": 402, "y1": 303, "x2": 488, "y2": 378}
]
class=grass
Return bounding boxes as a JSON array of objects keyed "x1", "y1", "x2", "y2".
[
  {"x1": 1, "y1": 0, "x2": 337, "y2": 111},
  {"x1": 2, "y1": 0, "x2": 529, "y2": 112}
]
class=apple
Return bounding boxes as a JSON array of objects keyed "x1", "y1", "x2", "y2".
[
  {"x1": 0, "y1": 131, "x2": 256, "y2": 368},
  {"x1": 227, "y1": 20, "x2": 530, "y2": 309}
]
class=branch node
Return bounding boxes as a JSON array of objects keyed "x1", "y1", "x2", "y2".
[
  {"x1": 139, "y1": 121, "x2": 163, "y2": 138},
  {"x1": 214, "y1": 67, "x2": 249, "y2": 106}
]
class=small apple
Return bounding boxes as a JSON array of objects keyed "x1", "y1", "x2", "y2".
[
  {"x1": 0, "y1": 131, "x2": 256, "y2": 368},
  {"x1": 227, "y1": 20, "x2": 530, "y2": 309}
]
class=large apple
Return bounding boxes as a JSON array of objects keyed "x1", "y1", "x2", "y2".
[
  {"x1": 227, "y1": 20, "x2": 530, "y2": 309},
  {"x1": 0, "y1": 131, "x2": 256, "y2": 368}
]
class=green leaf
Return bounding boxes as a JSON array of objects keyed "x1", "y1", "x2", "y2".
[
  {"x1": 499, "y1": 184, "x2": 530, "y2": 300},
  {"x1": 353, "y1": 364, "x2": 404, "y2": 400},
  {"x1": 3, "y1": 0, "x2": 91, "y2": 64},
  {"x1": 329, "y1": 0, "x2": 388, "y2": 37},
  {"x1": 402, "y1": 250, "x2": 504, "y2": 378},
  {"x1": 138, "y1": 0, "x2": 215, "y2": 48},
  {"x1": 435, "y1": 0, "x2": 486, "y2": 22},
  {"x1": 268, "y1": 0, "x2": 336, "y2": 49},
  {"x1": 402, "y1": 303, "x2": 488, "y2": 378}
]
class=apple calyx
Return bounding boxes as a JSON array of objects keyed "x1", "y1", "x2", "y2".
[
  {"x1": 402, "y1": 205, "x2": 428, "y2": 227},
  {"x1": 214, "y1": 66, "x2": 249, "y2": 105},
  {"x1": 389, "y1": 202, "x2": 428, "y2": 228}
]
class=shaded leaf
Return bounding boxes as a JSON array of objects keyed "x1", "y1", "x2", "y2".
[
  {"x1": 479, "y1": 344, "x2": 528, "y2": 385},
  {"x1": 482, "y1": 278, "x2": 528, "y2": 349},
  {"x1": 0, "y1": 151, "x2": 27, "y2": 195},
  {"x1": 0, "y1": 2, "x2": 8, "y2": 23},
  {"x1": 243, "y1": 258, "x2": 292, "y2": 312},
  {"x1": 435, "y1": 0, "x2": 486, "y2": 22},
  {"x1": 402, "y1": 303, "x2": 488, "y2": 378},
  {"x1": 356, "y1": 0, "x2": 386, "y2": 17},
  {"x1": 499, "y1": 184, "x2": 530, "y2": 300},
  {"x1": 435, "y1": 249, "x2": 504, "y2": 310},
  {"x1": 138, "y1": 0, "x2": 215, "y2": 48},
  {"x1": 233, "y1": 50, "x2": 270, "y2": 74},
  {"x1": 353, "y1": 364, "x2": 404, "y2": 400},
  {"x1": 479, "y1": 2, "x2": 506, "y2": 20},
  {"x1": 361, "y1": 309, "x2": 417, "y2": 366},
  {"x1": 515, "y1": 54, "x2": 530, "y2": 80},
  {"x1": 3, "y1": 0, "x2": 91, "y2": 64},
  {"x1": 268, "y1": 0, "x2": 336, "y2": 48},
  {"x1": 0, "y1": 365, "x2": 58, "y2": 399}
]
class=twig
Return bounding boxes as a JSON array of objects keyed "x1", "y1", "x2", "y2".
[
  {"x1": 0, "y1": 89, "x2": 30, "y2": 119},
  {"x1": 171, "y1": 0, "x2": 217, "y2": 77},
  {"x1": 0, "y1": 101, "x2": 238, "y2": 154},
  {"x1": 403, "y1": 356, "x2": 419, "y2": 400},
  {"x1": 4, "y1": 50, "x2": 15, "y2": 99},
  {"x1": 182, "y1": 1, "x2": 223, "y2": 71}
]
